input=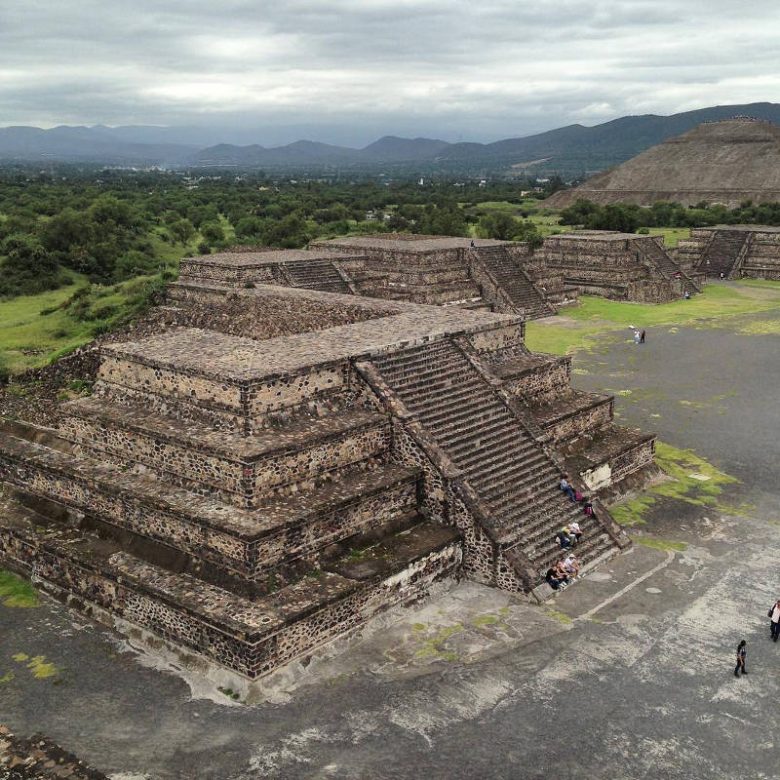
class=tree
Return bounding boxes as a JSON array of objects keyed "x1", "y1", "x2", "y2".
[
  {"x1": 201, "y1": 221, "x2": 225, "y2": 244},
  {"x1": 170, "y1": 218, "x2": 195, "y2": 245},
  {"x1": 477, "y1": 212, "x2": 518, "y2": 240}
]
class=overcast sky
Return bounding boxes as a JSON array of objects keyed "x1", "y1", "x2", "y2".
[{"x1": 1, "y1": 0, "x2": 779, "y2": 146}]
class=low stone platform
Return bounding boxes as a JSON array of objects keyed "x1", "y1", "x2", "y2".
[
  {"x1": 178, "y1": 235, "x2": 562, "y2": 321},
  {"x1": 677, "y1": 225, "x2": 780, "y2": 280},
  {"x1": 541, "y1": 231, "x2": 701, "y2": 302},
  {"x1": 0, "y1": 282, "x2": 647, "y2": 680}
]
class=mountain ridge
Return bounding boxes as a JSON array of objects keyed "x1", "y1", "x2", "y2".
[{"x1": 2, "y1": 102, "x2": 780, "y2": 175}]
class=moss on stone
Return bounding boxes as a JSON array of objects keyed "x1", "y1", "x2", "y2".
[
  {"x1": 610, "y1": 441, "x2": 739, "y2": 527},
  {"x1": 633, "y1": 537, "x2": 688, "y2": 552},
  {"x1": 0, "y1": 571, "x2": 38, "y2": 608}
]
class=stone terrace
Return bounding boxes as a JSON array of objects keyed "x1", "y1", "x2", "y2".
[
  {"x1": 677, "y1": 225, "x2": 780, "y2": 280},
  {"x1": 541, "y1": 230, "x2": 703, "y2": 302},
  {"x1": 0, "y1": 283, "x2": 647, "y2": 681},
  {"x1": 179, "y1": 235, "x2": 566, "y2": 321}
]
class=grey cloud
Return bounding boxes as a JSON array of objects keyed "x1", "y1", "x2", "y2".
[{"x1": 0, "y1": 0, "x2": 778, "y2": 143}]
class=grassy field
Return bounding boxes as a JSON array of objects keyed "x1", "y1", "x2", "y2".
[
  {"x1": 525, "y1": 280, "x2": 780, "y2": 355},
  {"x1": 0, "y1": 234, "x2": 202, "y2": 375},
  {"x1": 644, "y1": 227, "x2": 691, "y2": 248}
]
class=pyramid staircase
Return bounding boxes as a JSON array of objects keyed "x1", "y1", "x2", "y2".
[
  {"x1": 637, "y1": 239, "x2": 701, "y2": 294},
  {"x1": 697, "y1": 230, "x2": 752, "y2": 278},
  {"x1": 283, "y1": 259, "x2": 352, "y2": 294},
  {"x1": 369, "y1": 340, "x2": 621, "y2": 585},
  {"x1": 474, "y1": 246, "x2": 555, "y2": 319}
]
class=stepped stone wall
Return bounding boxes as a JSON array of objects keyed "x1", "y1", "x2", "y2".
[
  {"x1": 0, "y1": 277, "x2": 655, "y2": 682},
  {"x1": 540, "y1": 231, "x2": 698, "y2": 302},
  {"x1": 179, "y1": 236, "x2": 567, "y2": 320},
  {"x1": 678, "y1": 225, "x2": 780, "y2": 280}
]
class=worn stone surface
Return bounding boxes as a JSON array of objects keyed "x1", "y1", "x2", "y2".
[{"x1": 0, "y1": 257, "x2": 652, "y2": 680}]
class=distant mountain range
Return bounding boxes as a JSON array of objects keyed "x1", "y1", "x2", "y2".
[{"x1": 3, "y1": 102, "x2": 780, "y2": 176}]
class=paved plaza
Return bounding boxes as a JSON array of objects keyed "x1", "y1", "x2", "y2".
[{"x1": 2, "y1": 301, "x2": 779, "y2": 779}]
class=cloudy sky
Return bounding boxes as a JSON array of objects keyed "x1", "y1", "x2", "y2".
[{"x1": 1, "y1": 0, "x2": 779, "y2": 146}]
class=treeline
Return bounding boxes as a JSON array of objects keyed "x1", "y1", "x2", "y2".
[
  {"x1": 559, "y1": 199, "x2": 780, "y2": 233},
  {"x1": 0, "y1": 168, "x2": 551, "y2": 299}
]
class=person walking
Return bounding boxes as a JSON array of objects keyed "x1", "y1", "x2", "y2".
[
  {"x1": 734, "y1": 639, "x2": 747, "y2": 677},
  {"x1": 769, "y1": 599, "x2": 780, "y2": 642},
  {"x1": 639, "y1": 329, "x2": 646, "y2": 344}
]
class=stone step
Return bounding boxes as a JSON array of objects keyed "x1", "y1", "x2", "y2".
[
  {"x1": 60, "y1": 397, "x2": 391, "y2": 508},
  {"x1": 489, "y1": 482, "x2": 578, "y2": 529},
  {"x1": 416, "y1": 393, "x2": 500, "y2": 429},
  {"x1": 480, "y1": 466, "x2": 561, "y2": 514},
  {"x1": 323, "y1": 517, "x2": 461, "y2": 582},
  {"x1": 530, "y1": 531, "x2": 614, "y2": 576},
  {"x1": 429, "y1": 407, "x2": 513, "y2": 444},
  {"x1": 457, "y1": 437, "x2": 545, "y2": 474},
  {"x1": 408, "y1": 381, "x2": 488, "y2": 415},
  {"x1": 0, "y1": 430, "x2": 423, "y2": 581},
  {"x1": 520, "y1": 506, "x2": 602, "y2": 552},
  {"x1": 467, "y1": 454, "x2": 553, "y2": 494},
  {"x1": 0, "y1": 496, "x2": 460, "y2": 679}
]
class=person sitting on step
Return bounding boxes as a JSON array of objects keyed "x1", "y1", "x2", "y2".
[
  {"x1": 563, "y1": 554, "x2": 580, "y2": 579},
  {"x1": 545, "y1": 566, "x2": 566, "y2": 591},
  {"x1": 582, "y1": 496, "x2": 595, "y2": 517},
  {"x1": 568, "y1": 520, "x2": 583, "y2": 543},
  {"x1": 554, "y1": 560, "x2": 571, "y2": 586},
  {"x1": 559, "y1": 474, "x2": 577, "y2": 502},
  {"x1": 556, "y1": 528, "x2": 573, "y2": 550}
]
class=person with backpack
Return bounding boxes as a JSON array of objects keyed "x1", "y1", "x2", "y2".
[
  {"x1": 768, "y1": 599, "x2": 780, "y2": 642},
  {"x1": 734, "y1": 640, "x2": 747, "y2": 677}
]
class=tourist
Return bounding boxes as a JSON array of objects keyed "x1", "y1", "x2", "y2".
[
  {"x1": 568, "y1": 519, "x2": 583, "y2": 543},
  {"x1": 734, "y1": 640, "x2": 748, "y2": 677},
  {"x1": 545, "y1": 566, "x2": 566, "y2": 590},
  {"x1": 684, "y1": 290, "x2": 691, "y2": 300},
  {"x1": 559, "y1": 474, "x2": 577, "y2": 502},
  {"x1": 768, "y1": 599, "x2": 780, "y2": 642},
  {"x1": 719, "y1": 271, "x2": 726, "y2": 280},
  {"x1": 582, "y1": 497, "x2": 594, "y2": 517},
  {"x1": 555, "y1": 529, "x2": 573, "y2": 550},
  {"x1": 470, "y1": 239, "x2": 475, "y2": 248},
  {"x1": 633, "y1": 329, "x2": 641, "y2": 344},
  {"x1": 640, "y1": 329, "x2": 646, "y2": 344},
  {"x1": 554, "y1": 560, "x2": 571, "y2": 584},
  {"x1": 563, "y1": 554, "x2": 580, "y2": 579}
]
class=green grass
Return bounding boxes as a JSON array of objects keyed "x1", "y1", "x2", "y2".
[
  {"x1": 0, "y1": 569, "x2": 39, "y2": 608},
  {"x1": 610, "y1": 442, "x2": 740, "y2": 527},
  {"x1": 0, "y1": 234, "x2": 198, "y2": 374},
  {"x1": 525, "y1": 282, "x2": 780, "y2": 355},
  {"x1": 643, "y1": 227, "x2": 691, "y2": 248},
  {"x1": 633, "y1": 537, "x2": 688, "y2": 552}
]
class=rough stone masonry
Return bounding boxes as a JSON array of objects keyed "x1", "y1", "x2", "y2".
[{"x1": 0, "y1": 249, "x2": 658, "y2": 682}]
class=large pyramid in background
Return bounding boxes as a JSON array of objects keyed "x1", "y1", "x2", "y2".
[{"x1": 546, "y1": 118, "x2": 780, "y2": 209}]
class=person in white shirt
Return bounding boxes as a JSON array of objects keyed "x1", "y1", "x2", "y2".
[
  {"x1": 568, "y1": 520, "x2": 583, "y2": 543},
  {"x1": 769, "y1": 599, "x2": 780, "y2": 642},
  {"x1": 563, "y1": 554, "x2": 580, "y2": 579}
]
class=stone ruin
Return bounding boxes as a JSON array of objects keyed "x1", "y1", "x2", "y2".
[
  {"x1": 0, "y1": 250, "x2": 659, "y2": 682},
  {"x1": 540, "y1": 231, "x2": 704, "y2": 302},
  {"x1": 179, "y1": 234, "x2": 575, "y2": 320},
  {"x1": 677, "y1": 225, "x2": 780, "y2": 280}
]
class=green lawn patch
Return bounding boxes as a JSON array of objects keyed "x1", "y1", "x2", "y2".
[
  {"x1": 0, "y1": 569, "x2": 39, "y2": 608},
  {"x1": 643, "y1": 227, "x2": 691, "y2": 248},
  {"x1": 633, "y1": 537, "x2": 688, "y2": 552},
  {"x1": 525, "y1": 282, "x2": 780, "y2": 356},
  {"x1": 609, "y1": 442, "x2": 740, "y2": 528}
]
